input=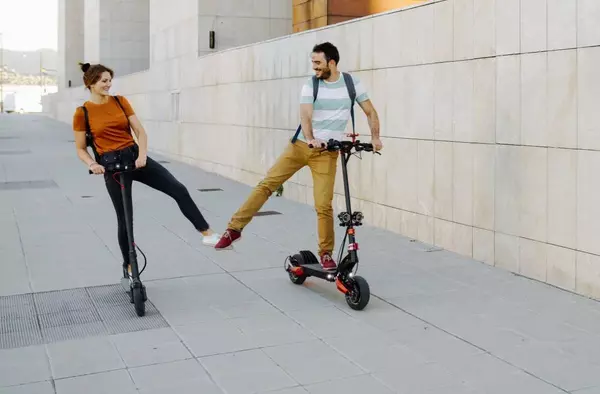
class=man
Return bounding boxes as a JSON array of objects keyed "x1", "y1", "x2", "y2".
[{"x1": 215, "y1": 42, "x2": 382, "y2": 270}]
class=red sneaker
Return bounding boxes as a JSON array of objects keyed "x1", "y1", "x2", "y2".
[
  {"x1": 214, "y1": 229, "x2": 241, "y2": 250},
  {"x1": 320, "y1": 253, "x2": 337, "y2": 270}
]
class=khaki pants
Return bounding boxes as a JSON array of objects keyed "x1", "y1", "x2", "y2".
[{"x1": 228, "y1": 140, "x2": 339, "y2": 255}]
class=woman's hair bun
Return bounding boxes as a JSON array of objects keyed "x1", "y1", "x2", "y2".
[{"x1": 79, "y1": 62, "x2": 91, "y2": 73}]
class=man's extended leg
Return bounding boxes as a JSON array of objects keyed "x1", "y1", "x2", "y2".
[
  {"x1": 308, "y1": 148, "x2": 339, "y2": 269},
  {"x1": 215, "y1": 142, "x2": 307, "y2": 249}
]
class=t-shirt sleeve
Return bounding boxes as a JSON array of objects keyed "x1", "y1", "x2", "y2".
[
  {"x1": 73, "y1": 107, "x2": 86, "y2": 132},
  {"x1": 299, "y1": 77, "x2": 315, "y2": 104},
  {"x1": 352, "y1": 75, "x2": 369, "y2": 103},
  {"x1": 117, "y1": 95, "x2": 135, "y2": 116}
]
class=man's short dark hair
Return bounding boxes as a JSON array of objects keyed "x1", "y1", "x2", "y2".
[{"x1": 312, "y1": 42, "x2": 340, "y2": 65}]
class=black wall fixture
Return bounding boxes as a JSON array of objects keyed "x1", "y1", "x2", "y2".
[{"x1": 209, "y1": 30, "x2": 215, "y2": 49}]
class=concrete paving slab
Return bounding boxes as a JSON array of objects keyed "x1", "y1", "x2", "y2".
[
  {"x1": 54, "y1": 369, "x2": 137, "y2": 394},
  {"x1": 110, "y1": 327, "x2": 193, "y2": 368},
  {"x1": 128, "y1": 359, "x2": 221, "y2": 394},
  {"x1": 199, "y1": 349, "x2": 298, "y2": 394},
  {"x1": 0, "y1": 345, "x2": 51, "y2": 388},
  {"x1": 304, "y1": 374, "x2": 395, "y2": 394},
  {"x1": 46, "y1": 336, "x2": 124, "y2": 379},
  {"x1": 0, "y1": 381, "x2": 55, "y2": 394},
  {"x1": 262, "y1": 340, "x2": 366, "y2": 386}
]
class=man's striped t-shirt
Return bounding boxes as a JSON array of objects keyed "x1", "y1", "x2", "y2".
[{"x1": 298, "y1": 72, "x2": 369, "y2": 142}]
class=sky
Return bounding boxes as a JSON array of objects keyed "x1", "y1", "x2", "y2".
[{"x1": 0, "y1": 0, "x2": 58, "y2": 51}]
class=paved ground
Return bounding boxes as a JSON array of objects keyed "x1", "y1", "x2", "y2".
[{"x1": 1, "y1": 114, "x2": 600, "y2": 394}]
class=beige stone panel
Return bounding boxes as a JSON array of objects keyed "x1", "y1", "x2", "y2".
[
  {"x1": 547, "y1": 50, "x2": 577, "y2": 149},
  {"x1": 576, "y1": 252, "x2": 600, "y2": 299},
  {"x1": 434, "y1": 141, "x2": 453, "y2": 221},
  {"x1": 495, "y1": 232, "x2": 519, "y2": 272},
  {"x1": 547, "y1": 0, "x2": 577, "y2": 50},
  {"x1": 547, "y1": 245, "x2": 576, "y2": 292},
  {"x1": 496, "y1": 55, "x2": 521, "y2": 144},
  {"x1": 521, "y1": 52, "x2": 548, "y2": 147},
  {"x1": 495, "y1": 0, "x2": 520, "y2": 55},
  {"x1": 453, "y1": 143, "x2": 473, "y2": 226},
  {"x1": 577, "y1": 150, "x2": 600, "y2": 255},
  {"x1": 473, "y1": 228, "x2": 494, "y2": 266},
  {"x1": 453, "y1": 0, "x2": 474, "y2": 61},
  {"x1": 518, "y1": 238, "x2": 547, "y2": 282},
  {"x1": 547, "y1": 148, "x2": 577, "y2": 249},
  {"x1": 520, "y1": 0, "x2": 547, "y2": 52},
  {"x1": 518, "y1": 146, "x2": 547, "y2": 242},
  {"x1": 578, "y1": 0, "x2": 600, "y2": 47},
  {"x1": 472, "y1": 144, "x2": 495, "y2": 230}
]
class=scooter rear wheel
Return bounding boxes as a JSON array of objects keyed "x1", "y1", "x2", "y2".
[
  {"x1": 288, "y1": 271, "x2": 306, "y2": 285},
  {"x1": 345, "y1": 276, "x2": 370, "y2": 310}
]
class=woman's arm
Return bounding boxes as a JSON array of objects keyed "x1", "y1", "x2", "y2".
[
  {"x1": 74, "y1": 131, "x2": 104, "y2": 173},
  {"x1": 128, "y1": 115, "x2": 148, "y2": 166}
]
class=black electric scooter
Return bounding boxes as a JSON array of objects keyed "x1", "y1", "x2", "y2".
[
  {"x1": 89, "y1": 161, "x2": 148, "y2": 317},
  {"x1": 284, "y1": 135, "x2": 381, "y2": 310},
  {"x1": 81, "y1": 101, "x2": 147, "y2": 317}
]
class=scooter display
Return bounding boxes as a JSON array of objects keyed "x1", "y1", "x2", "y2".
[
  {"x1": 89, "y1": 160, "x2": 148, "y2": 317},
  {"x1": 284, "y1": 135, "x2": 381, "y2": 310}
]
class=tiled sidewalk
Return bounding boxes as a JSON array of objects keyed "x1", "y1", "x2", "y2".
[{"x1": 1, "y1": 114, "x2": 600, "y2": 394}]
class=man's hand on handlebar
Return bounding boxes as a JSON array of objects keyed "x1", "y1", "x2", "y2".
[
  {"x1": 89, "y1": 162, "x2": 105, "y2": 175},
  {"x1": 307, "y1": 139, "x2": 326, "y2": 149}
]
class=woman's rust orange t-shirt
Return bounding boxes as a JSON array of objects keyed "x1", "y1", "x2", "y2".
[{"x1": 73, "y1": 95, "x2": 135, "y2": 155}]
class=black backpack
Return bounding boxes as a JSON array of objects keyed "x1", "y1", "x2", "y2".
[{"x1": 291, "y1": 72, "x2": 356, "y2": 143}]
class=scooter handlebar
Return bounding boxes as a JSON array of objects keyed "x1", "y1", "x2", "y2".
[
  {"x1": 88, "y1": 163, "x2": 137, "y2": 174},
  {"x1": 311, "y1": 139, "x2": 381, "y2": 155}
]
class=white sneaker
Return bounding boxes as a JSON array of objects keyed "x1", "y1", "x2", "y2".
[{"x1": 202, "y1": 233, "x2": 221, "y2": 247}]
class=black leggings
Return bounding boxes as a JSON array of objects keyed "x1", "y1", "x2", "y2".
[{"x1": 104, "y1": 156, "x2": 210, "y2": 264}]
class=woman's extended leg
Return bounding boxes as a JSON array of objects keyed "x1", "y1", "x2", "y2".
[{"x1": 132, "y1": 157, "x2": 219, "y2": 245}]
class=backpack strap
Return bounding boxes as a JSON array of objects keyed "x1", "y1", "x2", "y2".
[
  {"x1": 291, "y1": 73, "x2": 356, "y2": 143},
  {"x1": 81, "y1": 104, "x2": 100, "y2": 163},
  {"x1": 342, "y1": 72, "x2": 356, "y2": 134},
  {"x1": 113, "y1": 95, "x2": 132, "y2": 134},
  {"x1": 291, "y1": 76, "x2": 319, "y2": 143}
]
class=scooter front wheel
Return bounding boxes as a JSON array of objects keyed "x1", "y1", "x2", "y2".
[
  {"x1": 345, "y1": 276, "x2": 370, "y2": 311},
  {"x1": 132, "y1": 286, "x2": 146, "y2": 316}
]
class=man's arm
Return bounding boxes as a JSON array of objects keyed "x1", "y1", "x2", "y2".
[
  {"x1": 299, "y1": 103, "x2": 315, "y2": 141},
  {"x1": 358, "y1": 99, "x2": 380, "y2": 139}
]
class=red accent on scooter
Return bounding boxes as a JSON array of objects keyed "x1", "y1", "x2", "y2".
[
  {"x1": 336, "y1": 278, "x2": 349, "y2": 294},
  {"x1": 290, "y1": 266, "x2": 304, "y2": 276}
]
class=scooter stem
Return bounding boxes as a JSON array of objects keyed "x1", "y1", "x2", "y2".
[{"x1": 119, "y1": 172, "x2": 139, "y2": 281}]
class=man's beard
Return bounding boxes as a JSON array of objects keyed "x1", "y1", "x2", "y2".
[{"x1": 316, "y1": 67, "x2": 331, "y2": 80}]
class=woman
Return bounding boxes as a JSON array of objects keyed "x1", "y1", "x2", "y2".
[{"x1": 72, "y1": 63, "x2": 220, "y2": 275}]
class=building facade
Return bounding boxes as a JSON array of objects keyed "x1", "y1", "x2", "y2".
[
  {"x1": 45, "y1": 0, "x2": 600, "y2": 300},
  {"x1": 293, "y1": 0, "x2": 427, "y2": 32}
]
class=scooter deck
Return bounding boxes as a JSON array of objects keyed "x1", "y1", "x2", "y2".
[{"x1": 294, "y1": 263, "x2": 337, "y2": 281}]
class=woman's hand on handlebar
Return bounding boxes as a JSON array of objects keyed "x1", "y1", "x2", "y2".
[
  {"x1": 135, "y1": 154, "x2": 147, "y2": 169},
  {"x1": 371, "y1": 137, "x2": 383, "y2": 152},
  {"x1": 89, "y1": 162, "x2": 105, "y2": 175}
]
